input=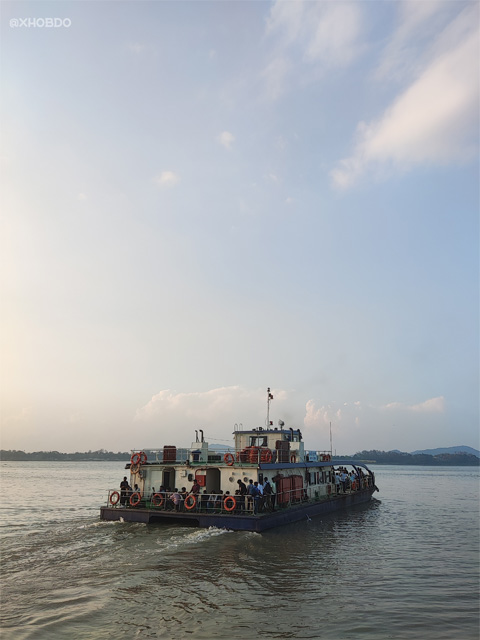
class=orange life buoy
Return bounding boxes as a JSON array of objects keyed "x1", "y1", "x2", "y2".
[
  {"x1": 130, "y1": 463, "x2": 140, "y2": 474},
  {"x1": 224, "y1": 496, "x2": 236, "y2": 512},
  {"x1": 290, "y1": 454, "x2": 296, "y2": 463},
  {"x1": 263, "y1": 449, "x2": 273, "y2": 463},
  {"x1": 130, "y1": 452, "x2": 141, "y2": 465},
  {"x1": 224, "y1": 452, "x2": 235, "y2": 466},
  {"x1": 109, "y1": 491, "x2": 120, "y2": 505},
  {"x1": 139, "y1": 451, "x2": 147, "y2": 464},
  {"x1": 152, "y1": 493, "x2": 164, "y2": 507},
  {"x1": 185, "y1": 495, "x2": 196, "y2": 510},
  {"x1": 130, "y1": 492, "x2": 141, "y2": 507}
]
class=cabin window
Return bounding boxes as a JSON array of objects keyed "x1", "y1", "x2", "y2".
[{"x1": 249, "y1": 436, "x2": 267, "y2": 447}]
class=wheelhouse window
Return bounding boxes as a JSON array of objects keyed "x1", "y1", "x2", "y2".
[{"x1": 249, "y1": 436, "x2": 267, "y2": 447}]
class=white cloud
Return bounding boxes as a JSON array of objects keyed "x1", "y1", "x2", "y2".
[
  {"x1": 263, "y1": 1, "x2": 364, "y2": 100},
  {"x1": 217, "y1": 131, "x2": 235, "y2": 150},
  {"x1": 154, "y1": 171, "x2": 180, "y2": 188},
  {"x1": 304, "y1": 400, "x2": 342, "y2": 430},
  {"x1": 304, "y1": 2, "x2": 363, "y2": 67},
  {"x1": 261, "y1": 56, "x2": 292, "y2": 101},
  {"x1": 331, "y1": 7, "x2": 479, "y2": 188},
  {"x1": 375, "y1": 0, "x2": 449, "y2": 81},
  {"x1": 266, "y1": 0, "x2": 363, "y2": 67},
  {"x1": 383, "y1": 396, "x2": 446, "y2": 413},
  {"x1": 134, "y1": 386, "x2": 288, "y2": 445}
]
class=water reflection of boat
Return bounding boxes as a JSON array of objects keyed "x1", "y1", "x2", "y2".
[{"x1": 100, "y1": 389, "x2": 378, "y2": 532}]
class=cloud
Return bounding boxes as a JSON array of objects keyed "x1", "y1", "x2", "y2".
[
  {"x1": 154, "y1": 171, "x2": 180, "y2": 188},
  {"x1": 331, "y1": 7, "x2": 479, "y2": 188},
  {"x1": 217, "y1": 131, "x2": 235, "y2": 150},
  {"x1": 134, "y1": 386, "x2": 293, "y2": 444},
  {"x1": 266, "y1": 1, "x2": 363, "y2": 67},
  {"x1": 304, "y1": 2, "x2": 364, "y2": 67},
  {"x1": 383, "y1": 396, "x2": 446, "y2": 413},
  {"x1": 304, "y1": 399, "x2": 342, "y2": 431},
  {"x1": 262, "y1": 2, "x2": 365, "y2": 100},
  {"x1": 260, "y1": 56, "x2": 293, "y2": 101},
  {"x1": 375, "y1": 0, "x2": 450, "y2": 82}
]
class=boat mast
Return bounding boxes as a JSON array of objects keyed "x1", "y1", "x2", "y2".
[{"x1": 266, "y1": 387, "x2": 274, "y2": 427}]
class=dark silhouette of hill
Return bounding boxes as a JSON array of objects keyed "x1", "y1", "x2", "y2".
[
  {"x1": 338, "y1": 449, "x2": 479, "y2": 466},
  {"x1": 410, "y1": 445, "x2": 479, "y2": 457}
]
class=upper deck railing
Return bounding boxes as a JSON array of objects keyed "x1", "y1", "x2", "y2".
[{"x1": 127, "y1": 447, "x2": 333, "y2": 466}]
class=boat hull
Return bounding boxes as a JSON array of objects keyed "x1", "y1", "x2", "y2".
[{"x1": 100, "y1": 487, "x2": 376, "y2": 532}]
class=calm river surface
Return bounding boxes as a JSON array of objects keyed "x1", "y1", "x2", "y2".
[{"x1": 1, "y1": 462, "x2": 478, "y2": 639}]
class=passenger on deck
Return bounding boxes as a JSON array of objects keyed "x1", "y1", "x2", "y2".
[
  {"x1": 246, "y1": 479, "x2": 255, "y2": 512},
  {"x1": 350, "y1": 471, "x2": 357, "y2": 489},
  {"x1": 263, "y1": 477, "x2": 273, "y2": 511},
  {"x1": 340, "y1": 471, "x2": 348, "y2": 492},
  {"x1": 200, "y1": 489, "x2": 209, "y2": 511},
  {"x1": 335, "y1": 473, "x2": 340, "y2": 494},
  {"x1": 120, "y1": 476, "x2": 129, "y2": 506},
  {"x1": 237, "y1": 479, "x2": 247, "y2": 496},
  {"x1": 170, "y1": 489, "x2": 182, "y2": 511},
  {"x1": 271, "y1": 477, "x2": 277, "y2": 510},
  {"x1": 191, "y1": 479, "x2": 200, "y2": 495},
  {"x1": 235, "y1": 489, "x2": 245, "y2": 512},
  {"x1": 252, "y1": 482, "x2": 261, "y2": 514}
]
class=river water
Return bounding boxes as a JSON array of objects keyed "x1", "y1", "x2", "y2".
[{"x1": 1, "y1": 462, "x2": 478, "y2": 639}]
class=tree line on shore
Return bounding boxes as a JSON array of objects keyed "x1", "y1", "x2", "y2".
[
  {"x1": 338, "y1": 450, "x2": 479, "y2": 466},
  {"x1": 0, "y1": 449, "x2": 129, "y2": 461},
  {"x1": 1, "y1": 448, "x2": 478, "y2": 465}
]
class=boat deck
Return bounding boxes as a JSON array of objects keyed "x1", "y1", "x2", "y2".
[{"x1": 100, "y1": 487, "x2": 376, "y2": 532}]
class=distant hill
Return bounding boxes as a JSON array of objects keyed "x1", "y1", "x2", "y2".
[
  {"x1": 344, "y1": 449, "x2": 480, "y2": 466},
  {"x1": 411, "y1": 446, "x2": 479, "y2": 457}
]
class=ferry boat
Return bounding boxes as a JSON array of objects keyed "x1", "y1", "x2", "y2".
[{"x1": 100, "y1": 390, "x2": 378, "y2": 532}]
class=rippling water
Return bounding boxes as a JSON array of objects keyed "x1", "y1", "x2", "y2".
[{"x1": 1, "y1": 462, "x2": 478, "y2": 639}]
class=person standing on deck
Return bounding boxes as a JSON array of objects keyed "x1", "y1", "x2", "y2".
[
  {"x1": 191, "y1": 479, "x2": 200, "y2": 495},
  {"x1": 120, "y1": 477, "x2": 129, "y2": 505}
]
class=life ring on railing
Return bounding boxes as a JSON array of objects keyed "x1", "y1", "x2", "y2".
[
  {"x1": 139, "y1": 451, "x2": 147, "y2": 464},
  {"x1": 130, "y1": 463, "x2": 140, "y2": 474},
  {"x1": 130, "y1": 492, "x2": 141, "y2": 507},
  {"x1": 130, "y1": 452, "x2": 141, "y2": 465},
  {"x1": 290, "y1": 454, "x2": 297, "y2": 463},
  {"x1": 224, "y1": 452, "x2": 235, "y2": 466},
  {"x1": 109, "y1": 491, "x2": 120, "y2": 505},
  {"x1": 263, "y1": 449, "x2": 273, "y2": 463},
  {"x1": 152, "y1": 493, "x2": 164, "y2": 507},
  {"x1": 224, "y1": 496, "x2": 236, "y2": 512},
  {"x1": 185, "y1": 495, "x2": 196, "y2": 510}
]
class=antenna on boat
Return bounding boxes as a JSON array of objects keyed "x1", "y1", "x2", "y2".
[
  {"x1": 266, "y1": 387, "x2": 274, "y2": 427},
  {"x1": 330, "y1": 421, "x2": 333, "y2": 457}
]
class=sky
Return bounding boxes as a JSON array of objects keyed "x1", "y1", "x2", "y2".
[{"x1": 1, "y1": 0, "x2": 479, "y2": 455}]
